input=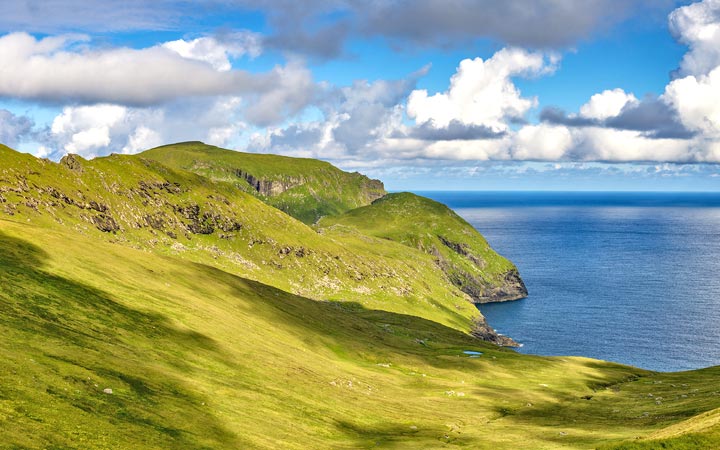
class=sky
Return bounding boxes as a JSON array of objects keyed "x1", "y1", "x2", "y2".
[{"x1": 1, "y1": 0, "x2": 720, "y2": 191}]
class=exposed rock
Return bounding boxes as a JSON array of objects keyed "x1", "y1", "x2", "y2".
[
  {"x1": 435, "y1": 234, "x2": 528, "y2": 304},
  {"x1": 438, "y1": 235, "x2": 485, "y2": 268},
  {"x1": 92, "y1": 213, "x2": 120, "y2": 233},
  {"x1": 60, "y1": 154, "x2": 84, "y2": 172},
  {"x1": 478, "y1": 269, "x2": 528, "y2": 303},
  {"x1": 234, "y1": 169, "x2": 303, "y2": 197},
  {"x1": 144, "y1": 212, "x2": 167, "y2": 230},
  {"x1": 88, "y1": 201, "x2": 108, "y2": 213},
  {"x1": 471, "y1": 316, "x2": 519, "y2": 347}
]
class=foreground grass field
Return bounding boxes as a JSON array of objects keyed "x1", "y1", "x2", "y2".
[{"x1": 2, "y1": 218, "x2": 720, "y2": 449}]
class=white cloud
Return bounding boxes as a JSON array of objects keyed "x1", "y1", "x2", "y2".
[
  {"x1": 669, "y1": 0, "x2": 720, "y2": 76},
  {"x1": 162, "y1": 32, "x2": 262, "y2": 71},
  {"x1": 579, "y1": 88, "x2": 638, "y2": 120},
  {"x1": 11, "y1": 1, "x2": 720, "y2": 167},
  {"x1": 43, "y1": 98, "x2": 249, "y2": 158},
  {"x1": 50, "y1": 104, "x2": 127, "y2": 155},
  {"x1": 243, "y1": 61, "x2": 317, "y2": 126},
  {"x1": 0, "y1": 32, "x2": 307, "y2": 110},
  {"x1": 419, "y1": 137, "x2": 513, "y2": 161},
  {"x1": 512, "y1": 124, "x2": 573, "y2": 160},
  {"x1": 576, "y1": 128, "x2": 696, "y2": 162},
  {"x1": 123, "y1": 126, "x2": 163, "y2": 154},
  {"x1": 664, "y1": 66, "x2": 720, "y2": 138},
  {"x1": 407, "y1": 48, "x2": 557, "y2": 130}
]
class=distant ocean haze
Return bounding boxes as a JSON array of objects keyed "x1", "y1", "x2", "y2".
[{"x1": 417, "y1": 191, "x2": 720, "y2": 372}]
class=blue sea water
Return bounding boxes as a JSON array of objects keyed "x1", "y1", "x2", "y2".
[{"x1": 417, "y1": 191, "x2": 720, "y2": 372}]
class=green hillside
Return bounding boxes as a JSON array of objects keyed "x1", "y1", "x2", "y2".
[
  {"x1": 141, "y1": 141, "x2": 385, "y2": 224},
  {"x1": 0, "y1": 144, "x2": 492, "y2": 332},
  {"x1": 3, "y1": 212, "x2": 720, "y2": 449},
  {"x1": 320, "y1": 192, "x2": 527, "y2": 304},
  {"x1": 1, "y1": 143, "x2": 719, "y2": 449}
]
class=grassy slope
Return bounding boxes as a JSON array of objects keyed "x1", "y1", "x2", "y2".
[
  {"x1": 141, "y1": 142, "x2": 386, "y2": 224},
  {"x1": 2, "y1": 219, "x2": 720, "y2": 449},
  {"x1": 320, "y1": 192, "x2": 526, "y2": 303},
  {"x1": 2, "y1": 144, "x2": 720, "y2": 448},
  {"x1": 0, "y1": 144, "x2": 482, "y2": 334}
]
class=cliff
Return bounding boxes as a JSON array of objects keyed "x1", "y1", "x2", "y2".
[
  {"x1": 319, "y1": 192, "x2": 528, "y2": 305},
  {"x1": 0, "y1": 143, "x2": 513, "y2": 345},
  {"x1": 141, "y1": 141, "x2": 386, "y2": 224}
]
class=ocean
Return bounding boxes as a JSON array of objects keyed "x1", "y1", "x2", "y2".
[{"x1": 417, "y1": 191, "x2": 720, "y2": 372}]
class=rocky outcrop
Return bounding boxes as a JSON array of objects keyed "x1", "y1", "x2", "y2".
[
  {"x1": 471, "y1": 316, "x2": 519, "y2": 347},
  {"x1": 91, "y1": 213, "x2": 120, "y2": 233},
  {"x1": 478, "y1": 269, "x2": 528, "y2": 303},
  {"x1": 436, "y1": 236, "x2": 528, "y2": 304},
  {"x1": 59, "y1": 154, "x2": 84, "y2": 173},
  {"x1": 358, "y1": 176, "x2": 385, "y2": 203},
  {"x1": 234, "y1": 169, "x2": 303, "y2": 197}
]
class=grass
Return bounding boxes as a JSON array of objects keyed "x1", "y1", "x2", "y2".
[
  {"x1": 1, "y1": 143, "x2": 720, "y2": 448},
  {"x1": 141, "y1": 142, "x2": 386, "y2": 224},
  {"x1": 2, "y1": 219, "x2": 720, "y2": 449},
  {"x1": 319, "y1": 192, "x2": 526, "y2": 303},
  {"x1": 0, "y1": 144, "x2": 485, "y2": 333}
]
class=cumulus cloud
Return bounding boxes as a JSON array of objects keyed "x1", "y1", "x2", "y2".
[
  {"x1": 512, "y1": 124, "x2": 573, "y2": 160},
  {"x1": 0, "y1": 32, "x2": 311, "y2": 111},
  {"x1": 248, "y1": 76, "x2": 419, "y2": 159},
  {"x1": 542, "y1": 97, "x2": 695, "y2": 140},
  {"x1": 11, "y1": 1, "x2": 720, "y2": 168},
  {"x1": 243, "y1": 61, "x2": 317, "y2": 126},
  {"x1": 669, "y1": 0, "x2": 720, "y2": 77},
  {"x1": 0, "y1": 109, "x2": 34, "y2": 146},
  {"x1": 162, "y1": 32, "x2": 262, "y2": 71},
  {"x1": 514, "y1": 0, "x2": 720, "y2": 164},
  {"x1": 579, "y1": 88, "x2": 638, "y2": 120},
  {"x1": 407, "y1": 48, "x2": 557, "y2": 130},
  {"x1": 571, "y1": 128, "x2": 697, "y2": 162},
  {"x1": 50, "y1": 104, "x2": 127, "y2": 154},
  {"x1": 39, "y1": 97, "x2": 248, "y2": 159},
  {"x1": 664, "y1": 65, "x2": 720, "y2": 138}
]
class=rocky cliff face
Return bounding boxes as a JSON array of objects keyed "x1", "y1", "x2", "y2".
[
  {"x1": 233, "y1": 169, "x2": 303, "y2": 197},
  {"x1": 140, "y1": 142, "x2": 387, "y2": 224},
  {"x1": 471, "y1": 317, "x2": 519, "y2": 347},
  {"x1": 433, "y1": 234, "x2": 528, "y2": 304}
]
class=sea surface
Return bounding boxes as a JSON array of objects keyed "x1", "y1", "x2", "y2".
[{"x1": 417, "y1": 191, "x2": 720, "y2": 372}]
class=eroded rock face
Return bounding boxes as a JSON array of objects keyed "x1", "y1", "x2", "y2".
[
  {"x1": 471, "y1": 316, "x2": 519, "y2": 347},
  {"x1": 59, "y1": 154, "x2": 84, "y2": 173},
  {"x1": 435, "y1": 238, "x2": 528, "y2": 304},
  {"x1": 477, "y1": 269, "x2": 528, "y2": 304},
  {"x1": 91, "y1": 213, "x2": 120, "y2": 233},
  {"x1": 234, "y1": 169, "x2": 302, "y2": 197}
]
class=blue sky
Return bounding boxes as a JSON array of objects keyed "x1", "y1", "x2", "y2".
[{"x1": 1, "y1": 0, "x2": 720, "y2": 190}]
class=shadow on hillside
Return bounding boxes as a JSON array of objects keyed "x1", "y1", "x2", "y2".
[
  {"x1": 187, "y1": 260, "x2": 498, "y2": 368},
  {"x1": 0, "y1": 231, "x2": 243, "y2": 448},
  {"x1": 334, "y1": 419, "x2": 477, "y2": 447},
  {"x1": 0, "y1": 230, "x2": 670, "y2": 448}
]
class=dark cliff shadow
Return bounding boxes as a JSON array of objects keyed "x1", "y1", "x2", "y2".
[{"x1": 0, "y1": 231, "x2": 243, "y2": 448}]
